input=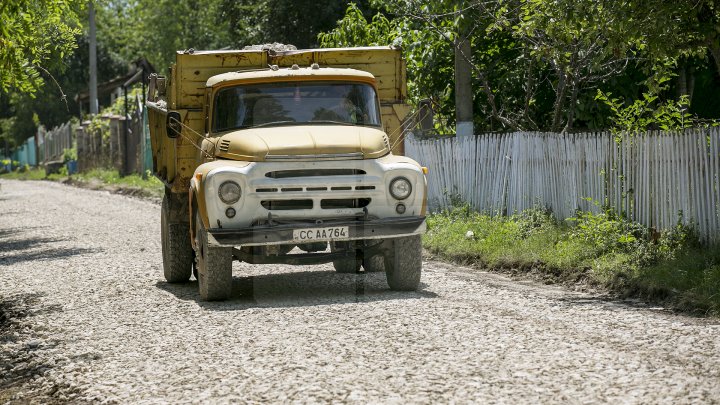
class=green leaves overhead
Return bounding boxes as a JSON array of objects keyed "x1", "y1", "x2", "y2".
[
  {"x1": 317, "y1": 4, "x2": 401, "y2": 48},
  {"x1": 3, "y1": 0, "x2": 720, "y2": 141},
  {"x1": 95, "y1": 0, "x2": 233, "y2": 72},
  {"x1": 0, "y1": 0, "x2": 82, "y2": 94},
  {"x1": 321, "y1": 0, "x2": 720, "y2": 133}
]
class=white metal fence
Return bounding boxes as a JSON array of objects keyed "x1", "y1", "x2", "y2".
[{"x1": 405, "y1": 128, "x2": 720, "y2": 242}]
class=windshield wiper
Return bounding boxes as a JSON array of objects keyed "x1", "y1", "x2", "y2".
[
  {"x1": 248, "y1": 120, "x2": 363, "y2": 129},
  {"x1": 308, "y1": 120, "x2": 356, "y2": 126},
  {"x1": 250, "y1": 120, "x2": 298, "y2": 128}
]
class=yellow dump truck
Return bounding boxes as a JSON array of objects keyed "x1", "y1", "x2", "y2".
[{"x1": 147, "y1": 45, "x2": 427, "y2": 300}]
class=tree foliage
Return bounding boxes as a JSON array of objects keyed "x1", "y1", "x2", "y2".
[
  {"x1": 0, "y1": 34, "x2": 126, "y2": 146},
  {"x1": 0, "y1": 0, "x2": 83, "y2": 94},
  {"x1": 319, "y1": 3, "x2": 458, "y2": 131},
  {"x1": 3, "y1": 0, "x2": 720, "y2": 151},
  {"x1": 94, "y1": 0, "x2": 373, "y2": 72},
  {"x1": 96, "y1": 0, "x2": 233, "y2": 71},
  {"x1": 320, "y1": 0, "x2": 720, "y2": 133},
  {"x1": 2, "y1": 0, "x2": 379, "y2": 151}
]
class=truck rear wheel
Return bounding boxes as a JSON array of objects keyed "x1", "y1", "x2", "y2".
[
  {"x1": 194, "y1": 212, "x2": 233, "y2": 301},
  {"x1": 362, "y1": 253, "x2": 385, "y2": 272},
  {"x1": 161, "y1": 195, "x2": 193, "y2": 283},
  {"x1": 384, "y1": 235, "x2": 422, "y2": 291}
]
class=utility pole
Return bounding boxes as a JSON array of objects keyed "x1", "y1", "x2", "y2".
[
  {"x1": 89, "y1": 1, "x2": 98, "y2": 115},
  {"x1": 454, "y1": 20, "x2": 473, "y2": 137}
]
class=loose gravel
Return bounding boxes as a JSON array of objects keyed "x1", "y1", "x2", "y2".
[{"x1": 1, "y1": 179, "x2": 719, "y2": 404}]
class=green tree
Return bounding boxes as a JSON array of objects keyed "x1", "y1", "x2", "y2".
[
  {"x1": 0, "y1": 0, "x2": 83, "y2": 94},
  {"x1": 96, "y1": 0, "x2": 232, "y2": 70},
  {"x1": 320, "y1": 2, "x2": 531, "y2": 132},
  {"x1": 321, "y1": 0, "x2": 720, "y2": 133},
  {"x1": 93, "y1": 0, "x2": 372, "y2": 72},
  {"x1": 493, "y1": 0, "x2": 642, "y2": 131},
  {"x1": 223, "y1": 0, "x2": 375, "y2": 50},
  {"x1": 0, "y1": 34, "x2": 126, "y2": 148}
]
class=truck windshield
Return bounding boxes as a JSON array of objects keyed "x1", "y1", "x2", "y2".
[{"x1": 213, "y1": 81, "x2": 382, "y2": 132}]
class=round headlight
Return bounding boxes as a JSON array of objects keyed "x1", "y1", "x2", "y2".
[
  {"x1": 218, "y1": 181, "x2": 241, "y2": 204},
  {"x1": 389, "y1": 177, "x2": 412, "y2": 200}
]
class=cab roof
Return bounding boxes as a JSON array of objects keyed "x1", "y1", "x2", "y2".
[{"x1": 206, "y1": 66, "x2": 376, "y2": 88}]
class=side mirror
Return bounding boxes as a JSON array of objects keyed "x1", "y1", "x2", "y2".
[{"x1": 166, "y1": 112, "x2": 181, "y2": 138}]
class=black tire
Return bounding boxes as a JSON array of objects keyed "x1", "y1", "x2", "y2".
[
  {"x1": 384, "y1": 235, "x2": 422, "y2": 290},
  {"x1": 331, "y1": 242, "x2": 360, "y2": 273},
  {"x1": 362, "y1": 253, "x2": 385, "y2": 272},
  {"x1": 161, "y1": 195, "x2": 193, "y2": 283},
  {"x1": 194, "y1": 211, "x2": 233, "y2": 301}
]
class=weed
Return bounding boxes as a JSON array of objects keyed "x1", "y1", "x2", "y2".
[
  {"x1": 0, "y1": 167, "x2": 46, "y2": 180},
  {"x1": 1, "y1": 167, "x2": 164, "y2": 198},
  {"x1": 425, "y1": 204, "x2": 720, "y2": 315}
]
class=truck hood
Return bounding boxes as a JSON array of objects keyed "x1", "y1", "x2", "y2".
[{"x1": 213, "y1": 125, "x2": 390, "y2": 161}]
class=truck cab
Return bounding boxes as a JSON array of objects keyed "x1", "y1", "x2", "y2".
[{"x1": 148, "y1": 47, "x2": 426, "y2": 301}]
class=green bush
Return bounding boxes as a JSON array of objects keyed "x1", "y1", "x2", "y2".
[
  {"x1": 87, "y1": 115, "x2": 110, "y2": 140},
  {"x1": 424, "y1": 203, "x2": 719, "y2": 315},
  {"x1": 566, "y1": 207, "x2": 696, "y2": 270},
  {"x1": 104, "y1": 87, "x2": 144, "y2": 117},
  {"x1": 0, "y1": 159, "x2": 11, "y2": 174},
  {"x1": 73, "y1": 169, "x2": 163, "y2": 197},
  {"x1": 62, "y1": 147, "x2": 77, "y2": 162},
  {"x1": 0, "y1": 167, "x2": 46, "y2": 180}
]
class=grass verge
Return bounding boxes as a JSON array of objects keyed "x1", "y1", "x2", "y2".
[
  {"x1": 424, "y1": 204, "x2": 720, "y2": 316},
  {"x1": 0, "y1": 167, "x2": 164, "y2": 199}
]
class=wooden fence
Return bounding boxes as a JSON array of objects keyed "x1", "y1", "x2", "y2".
[
  {"x1": 405, "y1": 129, "x2": 720, "y2": 242},
  {"x1": 77, "y1": 94, "x2": 150, "y2": 175},
  {"x1": 37, "y1": 122, "x2": 74, "y2": 164}
]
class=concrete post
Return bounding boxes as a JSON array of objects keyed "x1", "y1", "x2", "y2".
[
  {"x1": 454, "y1": 34, "x2": 473, "y2": 137},
  {"x1": 88, "y1": 1, "x2": 98, "y2": 115}
]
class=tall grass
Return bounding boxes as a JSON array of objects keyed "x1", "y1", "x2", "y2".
[
  {"x1": 73, "y1": 169, "x2": 164, "y2": 194},
  {"x1": 424, "y1": 204, "x2": 720, "y2": 315},
  {"x1": 1, "y1": 167, "x2": 164, "y2": 197},
  {"x1": 0, "y1": 167, "x2": 47, "y2": 180}
]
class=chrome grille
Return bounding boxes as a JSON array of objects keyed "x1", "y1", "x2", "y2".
[
  {"x1": 253, "y1": 164, "x2": 380, "y2": 212},
  {"x1": 265, "y1": 169, "x2": 365, "y2": 178},
  {"x1": 261, "y1": 200, "x2": 313, "y2": 210},
  {"x1": 255, "y1": 185, "x2": 375, "y2": 193},
  {"x1": 320, "y1": 198, "x2": 371, "y2": 209}
]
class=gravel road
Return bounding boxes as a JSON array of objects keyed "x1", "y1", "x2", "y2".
[{"x1": 1, "y1": 179, "x2": 719, "y2": 404}]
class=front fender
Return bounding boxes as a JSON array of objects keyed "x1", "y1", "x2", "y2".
[{"x1": 191, "y1": 160, "x2": 254, "y2": 232}]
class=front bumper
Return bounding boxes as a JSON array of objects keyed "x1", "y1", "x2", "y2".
[{"x1": 207, "y1": 216, "x2": 426, "y2": 247}]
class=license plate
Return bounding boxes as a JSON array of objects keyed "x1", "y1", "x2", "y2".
[{"x1": 292, "y1": 226, "x2": 349, "y2": 242}]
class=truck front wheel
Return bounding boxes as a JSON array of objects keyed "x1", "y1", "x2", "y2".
[
  {"x1": 384, "y1": 235, "x2": 422, "y2": 291},
  {"x1": 194, "y1": 212, "x2": 233, "y2": 301},
  {"x1": 161, "y1": 195, "x2": 193, "y2": 283}
]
